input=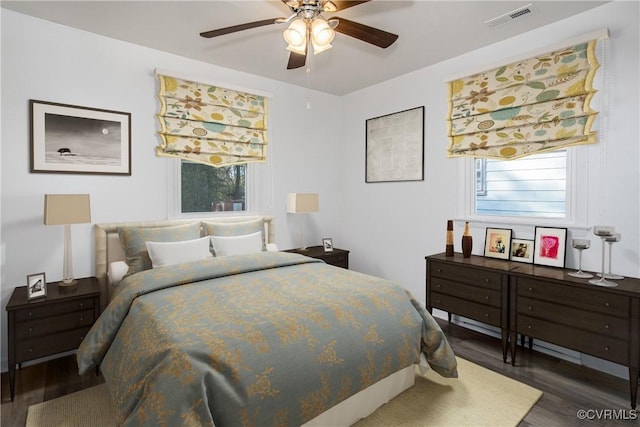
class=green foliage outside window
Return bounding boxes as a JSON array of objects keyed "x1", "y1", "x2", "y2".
[{"x1": 181, "y1": 161, "x2": 246, "y2": 213}]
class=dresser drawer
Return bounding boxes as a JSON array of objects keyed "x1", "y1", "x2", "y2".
[
  {"x1": 432, "y1": 292, "x2": 502, "y2": 327},
  {"x1": 15, "y1": 298, "x2": 95, "y2": 322},
  {"x1": 517, "y1": 314, "x2": 627, "y2": 365},
  {"x1": 517, "y1": 297, "x2": 627, "y2": 340},
  {"x1": 430, "y1": 261, "x2": 503, "y2": 291},
  {"x1": 15, "y1": 309, "x2": 95, "y2": 340},
  {"x1": 431, "y1": 277, "x2": 501, "y2": 308},
  {"x1": 517, "y1": 278, "x2": 628, "y2": 317},
  {"x1": 15, "y1": 326, "x2": 92, "y2": 362}
]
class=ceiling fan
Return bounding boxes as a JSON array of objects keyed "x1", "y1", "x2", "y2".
[{"x1": 200, "y1": 0, "x2": 398, "y2": 70}]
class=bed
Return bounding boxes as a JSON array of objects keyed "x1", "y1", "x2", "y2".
[{"x1": 78, "y1": 216, "x2": 457, "y2": 426}]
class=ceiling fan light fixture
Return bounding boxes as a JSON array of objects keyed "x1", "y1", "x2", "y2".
[
  {"x1": 283, "y1": 18, "x2": 307, "y2": 46},
  {"x1": 287, "y1": 42, "x2": 307, "y2": 55},
  {"x1": 311, "y1": 40, "x2": 333, "y2": 55},
  {"x1": 311, "y1": 17, "x2": 335, "y2": 46}
]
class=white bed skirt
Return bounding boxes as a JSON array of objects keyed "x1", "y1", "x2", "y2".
[{"x1": 302, "y1": 364, "x2": 416, "y2": 427}]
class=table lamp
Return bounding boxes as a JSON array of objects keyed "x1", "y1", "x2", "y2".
[
  {"x1": 44, "y1": 194, "x2": 91, "y2": 285},
  {"x1": 286, "y1": 193, "x2": 319, "y2": 251}
]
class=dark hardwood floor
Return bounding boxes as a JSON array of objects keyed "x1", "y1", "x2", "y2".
[{"x1": 1, "y1": 318, "x2": 636, "y2": 426}]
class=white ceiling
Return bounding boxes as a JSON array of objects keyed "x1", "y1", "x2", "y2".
[{"x1": 1, "y1": 1, "x2": 608, "y2": 95}]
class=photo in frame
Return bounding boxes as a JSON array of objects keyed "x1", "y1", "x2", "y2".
[
  {"x1": 533, "y1": 226, "x2": 568, "y2": 268},
  {"x1": 322, "y1": 238, "x2": 334, "y2": 252},
  {"x1": 30, "y1": 100, "x2": 131, "y2": 175},
  {"x1": 27, "y1": 272, "x2": 47, "y2": 300},
  {"x1": 510, "y1": 238, "x2": 534, "y2": 264},
  {"x1": 365, "y1": 106, "x2": 424, "y2": 183},
  {"x1": 484, "y1": 228, "x2": 512, "y2": 260}
]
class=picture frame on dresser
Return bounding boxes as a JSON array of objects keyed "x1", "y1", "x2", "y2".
[
  {"x1": 533, "y1": 226, "x2": 567, "y2": 268},
  {"x1": 27, "y1": 272, "x2": 47, "y2": 300},
  {"x1": 484, "y1": 228, "x2": 512, "y2": 260},
  {"x1": 510, "y1": 238, "x2": 534, "y2": 263}
]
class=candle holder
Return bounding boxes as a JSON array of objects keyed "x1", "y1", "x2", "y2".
[
  {"x1": 602, "y1": 233, "x2": 624, "y2": 280},
  {"x1": 568, "y1": 238, "x2": 592, "y2": 278},
  {"x1": 588, "y1": 226, "x2": 618, "y2": 287}
]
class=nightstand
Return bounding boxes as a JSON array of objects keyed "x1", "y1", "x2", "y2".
[
  {"x1": 285, "y1": 246, "x2": 350, "y2": 269},
  {"x1": 6, "y1": 276, "x2": 100, "y2": 401}
]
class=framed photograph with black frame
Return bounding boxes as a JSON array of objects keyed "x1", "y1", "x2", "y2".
[
  {"x1": 510, "y1": 238, "x2": 534, "y2": 263},
  {"x1": 533, "y1": 226, "x2": 568, "y2": 268},
  {"x1": 484, "y1": 228, "x2": 512, "y2": 260},
  {"x1": 30, "y1": 100, "x2": 131, "y2": 175},
  {"x1": 27, "y1": 272, "x2": 47, "y2": 300},
  {"x1": 365, "y1": 106, "x2": 424, "y2": 183}
]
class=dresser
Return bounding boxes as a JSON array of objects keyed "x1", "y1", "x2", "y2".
[
  {"x1": 426, "y1": 253, "x2": 510, "y2": 362},
  {"x1": 425, "y1": 252, "x2": 640, "y2": 409},
  {"x1": 6, "y1": 277, "x2": 100, "y2": 401},
  {"x1": 285, "y1": 246, "x2": 350, "y2": 269}
]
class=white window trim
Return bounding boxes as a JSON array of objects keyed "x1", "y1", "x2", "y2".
[
  {"x1": 456, "y1": 148, "x2": 590, "y2": 230},
  {"x1": 167, "y1": 158, "x2": 272, "y2": 219}
]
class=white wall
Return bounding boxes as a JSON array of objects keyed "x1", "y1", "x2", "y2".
[
  {"x1": 341, "y1": 1, "x2": 639, "y2": 376},
  {"x1": 0, "y1": 10, "x2": 344, "y2": 370}
]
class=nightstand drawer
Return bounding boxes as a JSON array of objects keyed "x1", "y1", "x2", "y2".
[
  {"x1": 15, "y1": 326, "x2": 92, "y2": 362},
  {"x1": 15, "y1": 297, "x2": 95, "y2": 322},
  {"x1": 323, "y1": 253, "x2": 348, "y2": 268},
  {"x1": 15, "y1": 309, "x2": 95, "y2": 339}
]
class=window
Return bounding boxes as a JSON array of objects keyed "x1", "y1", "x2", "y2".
[
  {"x1": 180, "y1": 161, "x2": 246, "y2": 213},
  {"x1": 474, "y1": 151, "x2": 567, "y2": 218}
]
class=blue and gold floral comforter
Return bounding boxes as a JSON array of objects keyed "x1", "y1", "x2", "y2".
[{"x1": 77, "y1": 252, "x2": 457, "y2": 426}]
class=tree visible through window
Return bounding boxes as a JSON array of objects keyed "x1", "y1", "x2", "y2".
[
  {"x1": 475, "y1": 151, "x2": 567, "y2": 218},
  {"x1": 181, "y1": 161, "x2": 246, "y2": 213}
]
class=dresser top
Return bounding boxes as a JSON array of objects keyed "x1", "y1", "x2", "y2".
[
  {"x1": 427, "y1": 252, "x2": 640, "y2": 296},
  {"x1": 7, "y1": 277, "x2": 100, "y2": 310}
]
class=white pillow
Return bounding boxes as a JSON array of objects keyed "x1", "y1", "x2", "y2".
[
  {"x1": 108, "y1": 261, "x2": 129, "y2": 287},
  {"x1": 210, "y1": 231, "x2": 263, "y2": 257},
  {"x1": 145, "y1": 236, "x2": 213, "y2": 268}
]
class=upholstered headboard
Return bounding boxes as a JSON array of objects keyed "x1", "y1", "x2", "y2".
[{"x1": 94, "y1": 216, "x2": 275, "y2": 308}]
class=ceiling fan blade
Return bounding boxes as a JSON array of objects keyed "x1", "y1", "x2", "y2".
[
  {"x1": 200, "y1": 18, "x2": 282, "y2": 38},
  {"x1": 323, "y1": 0, "x2": 371, "y2": 12},
  {"x1": 332, "y1": 17, "x2": 398, "y2": 48},
  {"x1": 287, "y1": 49, "x2": 307, "y2": 70}
]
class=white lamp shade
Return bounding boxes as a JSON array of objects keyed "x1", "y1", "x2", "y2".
[
  {"x1": 311, "y1": 18, "x2": 335, "y2": 46},
  {"x1": 44, "y1": 194, "x2": 91, "y2": 225},
  {"x1": 283, "y1": 18, "x2": 307, "y2": 46},
  {"x1": 287, "y1": 193, "x2": 319, "y2": 213}
]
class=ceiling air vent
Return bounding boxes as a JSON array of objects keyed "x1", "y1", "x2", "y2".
[{"x1": 484, "y1": 3, "x2": 536, "y2": 28}]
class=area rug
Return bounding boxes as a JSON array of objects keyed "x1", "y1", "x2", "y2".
[{"x1": 26, "y1": 357, "x2": 542, "y2": 427}]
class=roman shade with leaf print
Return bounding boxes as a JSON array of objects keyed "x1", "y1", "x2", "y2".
[
  {"x1": 447, "y1": 40, "x2": 599, "y2": 160},
  {"x1": 156, "y1": 74, "x2": 268, "y2": 167}
]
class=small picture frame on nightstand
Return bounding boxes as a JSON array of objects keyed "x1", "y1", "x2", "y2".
[
  {"x1": 27, "y1": 272, "x2": 47, "y2": 300},
  {"x1": 322, "y1": 238, "x2": 334, "y2": 252}
]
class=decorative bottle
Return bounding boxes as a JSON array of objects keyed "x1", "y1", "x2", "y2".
[
  {"x1": 446, "y1": 220, "x2": 454, "y2": 256},
  {"x1": 462, "y1": 221, "x2": 473, "y2": 258}
]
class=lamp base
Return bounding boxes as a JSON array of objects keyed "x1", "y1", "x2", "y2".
[{"x1": 58, "y1": 278, "x2": 78, "y2": 287}]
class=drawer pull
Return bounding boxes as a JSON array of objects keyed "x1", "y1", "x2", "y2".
[
  {"x1": 436, "y1": 299, "x2": 441, "y2": 304},
  {"x1": 436, "y1": 284, "x2": 441, "y2": 289},
  {"x1": 28, "y1": 311, "x2": 33, "y2": 317},
  {"x1": 79, "y1": 303, "x2": 84, "y2": 308},
  {"x1": 528, "y1": 287, "x2": 533, "y2": 292},
  {"x1": 28, "y1": 348, "x2": 33, "y2": 353},
  {"x1": 527, "y1": 325, "x2": 532, "y2": 330},
  {"x1": 436, "y1": 268, "x2": 441, "y2": 273},
  {"x1": 528, "y1": 306, "x2": 532, "y2": 311},
  {"x1": 605, "y1": 302, "x2": 610, "y2": 307},
  {"x1": 28, "y1": 327, "x2": 33, "y2": 333},
  {"x1": 484, "y1": 313, "x2": 489, "y2": 318},
  {"x1": 604, "y1": 346, "x2": 609, "y2": 352},
  {"x1": 80, "y1": 317, "x2": 84, "y2": 322},
  {"x1": 485, "y1": 278, "x2": 489, "y2": 282},
  {"x1": 604, "y1": 324, "x2": 609, "y2": 329}
]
